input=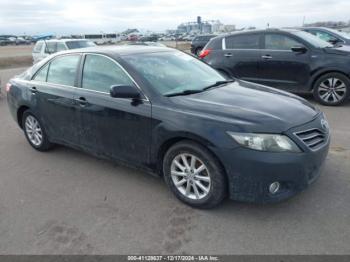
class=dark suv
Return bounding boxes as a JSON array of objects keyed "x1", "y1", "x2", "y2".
[
  {"x1": 191, "y1": 35, "x2": 216, "y2": 56},
  {"x1": 200, "y1": 29, "x2": 350, "y2": 106}
]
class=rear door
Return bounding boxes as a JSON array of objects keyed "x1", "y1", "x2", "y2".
[
  {"x1": 258, "y1": 33, "x2": 311, "y2": 91},
  {"x1": 222, "y1": 33, "x2": 262, "y2": 81},
  {"x1": 74, "y1": 54, "x2": 152, "y2": 165},
  {"x1": 31, "y1": 54, "x2": 81, "y2": 144}
]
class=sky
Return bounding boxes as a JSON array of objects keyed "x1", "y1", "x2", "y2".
[{"x1": 0, "y1": 0, "x2": 349, "y2": 35}]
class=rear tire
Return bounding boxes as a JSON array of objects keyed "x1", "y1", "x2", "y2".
[
  {"x1": 313, "y1": 73, "x2": 350, "y2": 106},
  {"x1": 163, "y1": 141, "x2": 226, "y2": 209},
  {"x1": 22, "y1": 110, "x2": 53, "y2": 151}
]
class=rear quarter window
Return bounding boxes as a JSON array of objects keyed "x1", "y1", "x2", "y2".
[{"x1": 205, "y1": 38, "x2": 222, "y2": 50}]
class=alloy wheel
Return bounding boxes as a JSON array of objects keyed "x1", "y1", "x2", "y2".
[
  {"x1": 318, "y1": 78, "x2": 347, "y2": 104},
  {"x1": 170, "y1": 153, "x2": 211, "y2": 200},
  {"x1": 25, "y1": 115, "x2": 43, "y2": 146}
]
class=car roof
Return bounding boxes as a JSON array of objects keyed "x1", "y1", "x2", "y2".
[
  {"x1": 38, "y1": 39, "x2": 91, "y2": 43},
  {"x1": 301, "y1": 27, "x2": 332, "y2": 30},
  {"x1": 215, "y1": 28, "x2": 300, "y2": 38},
  {"x1": 50, "y1": 45, "x2": 175, "y2": 57}
]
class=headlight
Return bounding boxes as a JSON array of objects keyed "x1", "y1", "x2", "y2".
[{"x1": 227, "y1": 132, "x2": 301, "y2": 153}]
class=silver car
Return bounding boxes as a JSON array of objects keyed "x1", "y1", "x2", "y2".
[{"x1": 32, "y1": 39, "x2": 96, "y2": 64}]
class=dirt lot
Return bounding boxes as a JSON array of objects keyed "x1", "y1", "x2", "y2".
[
  {"x1": 0, "y1": 67, "x2": 349, "y2": 255},
  {"x1": 0, "y1": 42, "x2": 191, "y2": 70},
  {"x1": 0, "y1": 45, "x2": 33, "y2": 69}
]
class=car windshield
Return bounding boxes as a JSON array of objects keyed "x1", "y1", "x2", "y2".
[
  {"x1": 326, "y1": 28, "x2": 350, "y2": 40},
  {"x1": 66, "y1": 40, "x2": 96, "y2": 49},
  {"x1": 292, "y1": 31, "x2": 333, "y2": 48},
  {"x1": 123, "y1": 51, "x2": 226, "y2": 96}
]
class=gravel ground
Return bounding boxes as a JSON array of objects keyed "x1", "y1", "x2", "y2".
[{"x1": 0, "y1": 67, "x2": 349, "y2": 255}]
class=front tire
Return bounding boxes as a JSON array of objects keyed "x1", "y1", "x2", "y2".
[
  {"x1": 22, "y1": 110, "x2": 53, "y2": 151},
  {"x1": 163, "y1": 141, "x2": 226, "y2": 209},
  {"x1": 313, "y1": 73, "x2": 350, "y2": 106}
]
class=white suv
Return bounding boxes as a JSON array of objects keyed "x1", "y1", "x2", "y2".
[{"x1": 32, "y1": 39, "x2": 96, "y2": 64}]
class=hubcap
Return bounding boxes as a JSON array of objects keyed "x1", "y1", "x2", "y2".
[
  {"x1": 318, "y1": 78, "x2": 347, "y2": 103},
  {"x1": 170, "y1": 153, "x2": 211, "y2": 200},
  {"x1": 25, "y1": 115, "x2": 43, "y2": 146}
]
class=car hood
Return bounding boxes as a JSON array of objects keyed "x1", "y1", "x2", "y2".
[
  {"x1": 169, "y1": 80, "x2": 319, "y2": 133},
  {"x1": 323, "y1": 45, "x2": 350, "y2": 55}
]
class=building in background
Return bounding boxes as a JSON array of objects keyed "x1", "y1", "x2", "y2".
[{"x1": 176, "y1": 17, "x2": 232, "y2": 35}]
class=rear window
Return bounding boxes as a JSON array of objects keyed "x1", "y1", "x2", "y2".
[
  {"x1": 66, "y1": 40, "x2": 96, "y2": 49},
  {"x1": 226, "y1": 34, "x2": 260, "y2": 49},
  {"x1": 205, "y1": 38, "x2": 222, "y2": 50},
  {"x1": 33, "y1": 42, "x2": 43, "y2": 53},
  {"x1": 46, "y1": 42, "x2": 57, "y2": 54}
]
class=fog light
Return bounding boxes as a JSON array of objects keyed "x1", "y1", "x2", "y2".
[{"x1": 269, "y1": 182, "x2": 280, "y2": 194}]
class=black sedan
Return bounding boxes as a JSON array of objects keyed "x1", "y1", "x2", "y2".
[{"x1": 6, "y1": 46, "x2": 330, "y2": 208}]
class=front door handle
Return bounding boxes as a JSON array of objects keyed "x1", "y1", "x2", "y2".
[
  {"x1": 224, "y1": 53, "x2": 233, "y2": 57},
  {"x1": 30, "y1": 86, "x2": 38, "y2": 94},
  {"x1": 262, "y1": 55, "x2": 273, "y2": 60},
  {"x1": 75, "y1": 97, "x2": 88, "y2": 106}
]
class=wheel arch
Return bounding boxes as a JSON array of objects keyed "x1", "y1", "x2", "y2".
[
  {"x1": 310, "y1": 69, "x2": 350, "y2": 91},
  {"x1": 17, "y1": 105, "x2": 30, "y2": 129},
  {"x1": 156, "y1": 135, "x2": 227, "y2": 183}
]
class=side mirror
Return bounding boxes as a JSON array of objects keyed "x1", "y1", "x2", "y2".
[
  {"x1": 291, "y1": 46, "x2": 307, "y2": 53},
  {"x1": 110, "y1": 85, "x2": 141, "y2": 99},
  {"x1": 329, "y1": 38, "x2": 341, "y2": 45}
]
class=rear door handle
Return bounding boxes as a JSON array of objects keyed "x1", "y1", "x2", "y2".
[
  {"x1": 30, "y1": 86, "x2": 38, "y2": 94},
  {"x1": 262, "y1": 55, "x2": 272, "y2": 60},
  {"x1": 75, "y1": 97, "x2": 88, "y2": 106},
  {"x1": 224, "y1": 53, "x2": 233, "y2": 57}
]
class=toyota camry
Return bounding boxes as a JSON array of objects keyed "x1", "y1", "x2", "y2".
[{"x1": 6, "y1": 46, "x2": 330, "y2": 208}]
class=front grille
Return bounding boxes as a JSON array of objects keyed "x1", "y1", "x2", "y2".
[{"x1": 295, "y1": 128, "x2": 327, "y2": 150}]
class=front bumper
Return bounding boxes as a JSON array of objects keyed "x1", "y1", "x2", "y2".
[{"x1": 212, "y1": 116, "x2": 330, "y2": 204}]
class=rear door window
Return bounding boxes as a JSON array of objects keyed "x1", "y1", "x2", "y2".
[
  {"x1": 47, "y1": 55, "x2": 80, "y2": 86},
  {"x1": 82, "y1": 54, "x2": 134, "y2": 93},
  {"x1": 265, "y1": 34, "x2": 301, "y2": 50},
  {"x1": 226, "y1": 34, "x2": 260, "y2": 49}
]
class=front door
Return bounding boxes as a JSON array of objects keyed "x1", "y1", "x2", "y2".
[
  {"x1": 74, "y1": 54, "x2": 152, "y2": 165},
  {"x1": 257, "y1": 33, "x2": 311, "y2": 91}
]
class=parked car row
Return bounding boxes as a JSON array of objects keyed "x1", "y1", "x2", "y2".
[{"x1": 0, "y1": 35, "x2": 32, "y2": 46}]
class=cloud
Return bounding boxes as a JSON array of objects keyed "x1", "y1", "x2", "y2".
[{"x1": 0, "y1": 0, "x2": 349, "y2": 34}]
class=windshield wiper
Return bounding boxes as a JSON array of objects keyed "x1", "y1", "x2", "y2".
[
  {"x1": 165, "y1": 89, "x2": 204, "y2": 97},
  {"x1": 202, "y1": 80, "x2": 235, "y2": 91},
  {"x1": 165, "y1": 80, "x2": 235, "y2": 97}
]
